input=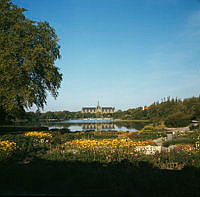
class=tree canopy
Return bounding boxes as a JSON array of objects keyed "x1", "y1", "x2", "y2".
[
  {"x1": 113, "y1": 96, "x2": 200, "y2": 127},
  {"x1": 0, "y1": 0, "x2": 62, "y2": 121}
]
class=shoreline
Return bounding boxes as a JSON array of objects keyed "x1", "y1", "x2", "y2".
[{"x1": 114, "y1": 119, "x2": 150, "y2": 122}]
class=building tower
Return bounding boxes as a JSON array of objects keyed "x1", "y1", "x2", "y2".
[{"x1": 96, "y1": 101, "x2": 102, "y2": 113}]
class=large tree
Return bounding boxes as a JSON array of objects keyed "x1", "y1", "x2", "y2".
[{"x1": 0, "y1": 0, "x2": 62, "y2": 120}]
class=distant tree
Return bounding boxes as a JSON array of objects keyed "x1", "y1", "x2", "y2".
[
  {"x1": 0, "y1": 0, "x2": 62, "y2": 121},
  {"x1": 45, "y1": 111, "x2": 56, "y2": 120},
  {"x1": 165, "y1": 112, "x2": 191, "y2": 128},
  {"x1": 192, "y1": 103, "x2": 200, "y2": 120}
]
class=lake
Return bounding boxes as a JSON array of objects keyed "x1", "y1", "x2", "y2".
[{"x1": 41, "y1": 119, "x2": 148, "y2": 132}]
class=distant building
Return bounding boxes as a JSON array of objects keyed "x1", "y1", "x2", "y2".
[
  {"x1": 142, "y1": 106, "x2": 149, "y2": 110},
  {"x1": 82, "y1": 101, "x2": 115, "y2": 114}
]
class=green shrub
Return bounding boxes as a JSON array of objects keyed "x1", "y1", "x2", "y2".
[{"x1": 165, "y1": 112, "x2": 191, "y2": 128}]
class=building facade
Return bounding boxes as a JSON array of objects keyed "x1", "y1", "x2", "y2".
[
  {"x1": 82, "y1": 102, "x2": 115, "y2": 114},
  {"x1": 142, "y1": 106, "x2": 149, "y2": 110}
]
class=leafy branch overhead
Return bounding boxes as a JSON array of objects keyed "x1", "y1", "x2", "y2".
[{"x1": 0, "y1": 0, "x2": 62, "y2": 119}]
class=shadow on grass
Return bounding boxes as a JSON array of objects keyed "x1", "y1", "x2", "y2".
[
  {"x1": 0, "y1": 158, "x2": 200, "y2": 196},
  {"x1": 0, "y1": 125, "x2": 49, "y2": 134}
]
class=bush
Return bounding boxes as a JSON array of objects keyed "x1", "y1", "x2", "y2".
[
  {"x1": 165, "y1": 112, "x2": 191, "y2": 128},
  {"x1": 141, "y1": 124, "x2": 155, "y2": 132},
  {"x1": 129, "y1": 132, "x2": 166, "y2": 140}
]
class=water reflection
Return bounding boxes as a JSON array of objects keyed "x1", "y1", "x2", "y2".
[
  {"x1": 44, "y1": 120, "x2": 148, "y2": 132},
  {"x1": 82, "y1": 123, "x2": 115, "y2": 130}
]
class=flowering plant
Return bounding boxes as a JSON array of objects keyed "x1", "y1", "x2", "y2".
[
  {"x1": 0, "y1": 140, "x2": 17, "y2": 161},
  {"x1": 57, "y1": 138, "x2": 155, "y2": 163},
  {"x1": 22, "y1": 131, "x2": 52, "y2": 145},
  {"x1": 64, "y1": 138, "x2": 153, "y2": 150},
  {"x1": 174, "y1": 144, "x2": 195, "y2": 152},
  {"x1": 0, "y1": 140, "x2": 16, "y2": 152},
  {"x1": 23, "y1": 131, "x2": 52, "y2": 138},
  {"x1": 195, "y1": 135, "x2": 200, "y2": 151}
]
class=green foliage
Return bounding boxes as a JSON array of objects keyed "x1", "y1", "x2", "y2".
[
  {"x1": 163, "y1": 131, "x2": 200, "y2": 147},
  {"x1": 149, "y1": 96, "x2": 200, "y2": 126},
  {"x1": 113, "y1": 107, "x2": 148, "y2": 120},
  {"x1": 112, "y1": 96, "x2": 200, "y2": 126},
  {"x1": 1, "y1": 130, "x2": 200, "y2": 171},
  {"x1": 113, "y1": 96, "x2": 200, "y2": 127},
  {"x1": 21, "y1": 96, "x2": 200, "y2": 127},
  {"x1": 165, "y1": 112, "x2": 191, "y2": 128},
  {"x1": 0, "y1": 133, "x2": 50, "y2": 160},
  {"x1": 114, "y1": 96, "x2": 200, "y2": 127},
  {"x1": 129, "y1": 131, "x2": 166, "y2": 140},
  {"x1": 0, "y1": 0, "x2": 62, "y2": 120},
  {"x1": 1, "y1": 129, "x2": 200, "y2": 196}
]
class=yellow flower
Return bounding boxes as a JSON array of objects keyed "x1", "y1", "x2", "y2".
[
  {"x1": 0, "y1": 140, "x2": 17, "y2": 152},
  {"x1": 64, "y1": 138, "x2": 153, "y2": 151},
  {"x1": 23, "y1": 131, "x2": 52, "y2": 138}
]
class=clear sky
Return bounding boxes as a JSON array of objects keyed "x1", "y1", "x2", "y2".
[{"x1": 13, "y1": 0, "x2": 200, "y2": 112}]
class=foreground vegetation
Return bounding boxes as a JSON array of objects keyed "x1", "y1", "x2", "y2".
[
  {"x1": 1, "y1": 128, "x2": 200, "y2": 196},
  {"x1": 1, "y1": 128, "x2": 200, "y2": 167}
]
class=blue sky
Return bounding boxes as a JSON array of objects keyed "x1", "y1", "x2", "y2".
[{"x1": 13, "y1": 0, "x2": 200, "y2": 112}]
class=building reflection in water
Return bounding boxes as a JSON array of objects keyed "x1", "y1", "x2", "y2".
[
  {"x1": 46, "y1": 120, "x2": 144, "y2": 132},
  {"x1": 82, "y1": 123, "x2": 115, "y2": 131}
]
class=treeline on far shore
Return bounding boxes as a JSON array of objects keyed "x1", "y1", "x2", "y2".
[
  {"x1": 1, "y1": 96, "x2": 200, "y2": 128},
  {"x1": 115, "y1": 96, "x2": 200, "y2": 128}
]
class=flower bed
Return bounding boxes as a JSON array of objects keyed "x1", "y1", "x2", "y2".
[
  {"x1": 0, "y1": 140, "x2": 16, "y2": 161},
  {"x1": 54, "y1": 138, "x2": 155, "y2": 163},
  {"x1": 174, "y1": 144, "x2": 195, "y2": 152},
  {"x1": 0, "y1": 140, "x2": 16, "y2": 152},
  {"x1": 64, "y1": 138, "x2": 154, "y2": 149},
  {"x1": 22, "y1": 131, "x2": 52, "y2": 138},
  {"x1": 1, "y1": 130, "x2": 200, "y2": 169}
]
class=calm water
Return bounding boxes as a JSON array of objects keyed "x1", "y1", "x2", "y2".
[{"x1": 42, "y1": 119, "x2": 148, "y2": 132}]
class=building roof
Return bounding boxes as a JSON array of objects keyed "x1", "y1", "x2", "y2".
[
  {"x1": 102, "y1": 107, "x2": 115, "y2": 109},
  {"x1": 82, "y1": 107, "x2": 114, "y2": 110},
  {"x1": 82, "y1": 107, "x2": 96, "y2": 110},
  {"x1": 82, "y1": 101, "x2": 114, "y2": 111}
]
